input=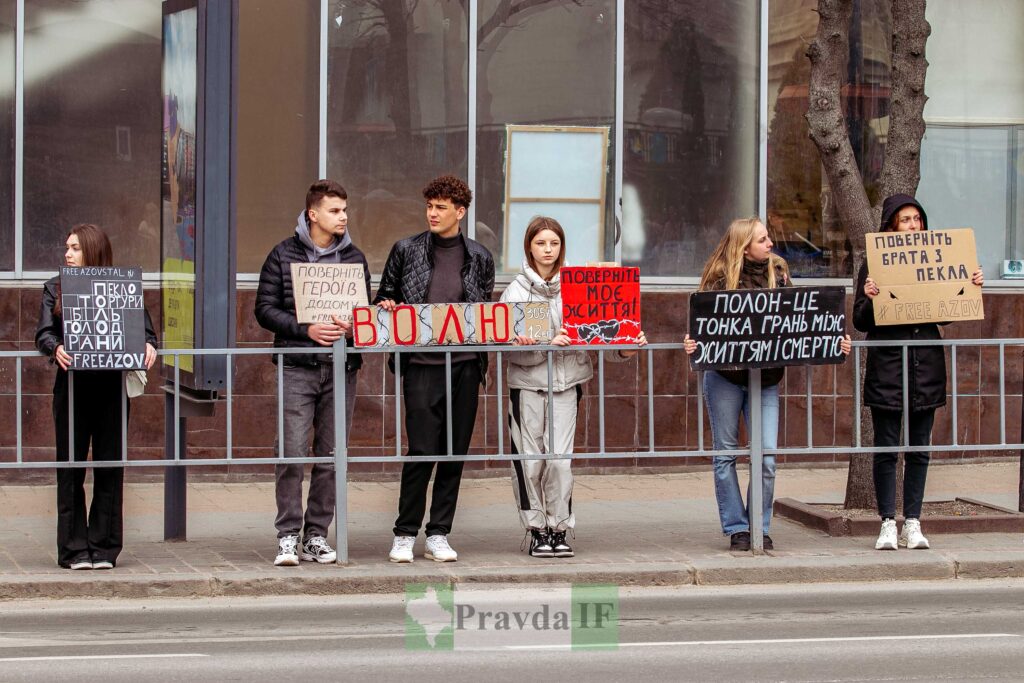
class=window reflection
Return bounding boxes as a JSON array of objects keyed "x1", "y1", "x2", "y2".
[
  {"x1": 623, "y1": 0, "x2": 758, "y2": 277},
  {"x1": 475, "y1": 0, "x2": 615, "y2": 273},
  {"x1": 23, "y1": 0, "x2": 161, "y2": 272},
  {"x1": 767, "y1": 0, "x2": 890, "y2": 278},
  {"x1": 0, "y1": 0, "x2": 15, "y2": 271},
  {"x1": 327, "y1": 1, "x2": 468, "y2": 272},
  {"x1": 236, "y1": 0, "x2": 319, "y2": 273}
]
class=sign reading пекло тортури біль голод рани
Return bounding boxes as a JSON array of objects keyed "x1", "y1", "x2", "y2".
[
  {"x1": 688, "y1": 286, "x2": 847, "y2": 370},
  {"x1": 60, "y1": 266, "x2": 147, "y2": 370}
]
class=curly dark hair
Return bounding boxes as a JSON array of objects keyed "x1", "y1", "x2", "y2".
[{"x1": 422, "y1": 175, "x2": 472, "y2": 209}]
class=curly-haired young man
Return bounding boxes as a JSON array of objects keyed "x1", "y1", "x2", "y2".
[{"x1": 374, "y1": 175, "x2": 495, "y2": 563}]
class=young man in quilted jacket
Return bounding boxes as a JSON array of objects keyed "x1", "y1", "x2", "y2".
[
  {"x1": 374, "y1": 175, "x2": 495, "y2": 563},
  {"x1": 255, "y1": 179, "x2": 371, "y2": 567}
]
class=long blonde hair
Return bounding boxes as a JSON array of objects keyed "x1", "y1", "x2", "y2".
[{"x1": 698, "y1": 217, "x2": 789, "y2": 291}]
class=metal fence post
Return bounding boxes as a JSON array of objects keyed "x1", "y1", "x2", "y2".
[
  {"x1": 334, "y1": 341, "x2": 349, "y2": 564},
  {"x1": 749, "y1": 368, "x2": 764, "y2": 553}
]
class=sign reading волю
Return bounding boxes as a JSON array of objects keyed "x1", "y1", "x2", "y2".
[
  {"x1": 352, "y1": 302, "x2": 551, "y2": 347},
  {"x1": 291, "y1": 263, "x2": 368, "y2": 324},
  {"x1": 560, "y1": 266, "x2": 641, "y2": 345},
  {"x1": 688, "y1": 286, "x2": 847, "y2": 370},
  {"x1": 865, "y1": 228, "x2": 983, "y2": 326}
]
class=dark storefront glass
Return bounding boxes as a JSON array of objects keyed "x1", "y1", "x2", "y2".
[
  {"x1": 23, "y1": 0, "x2": 161, "y2": 272},
  {"x1": 767, "y1": 0, "x2": 891, "y2": 278},
  {"x1": 623, "y1": 0, "x2": 758, "y2": 277},
  {"x1": 236, "y1": 0, "x2": 319, "y2": 273},
  {"x1": 476, "y1": 0, "x2": 615, "y2": 274},
  {"x1": 326, "y1": 1, "x2": 468, "y2": 272},
  {"x1": 0, "y1": 1, "x2": 15, "y2": 270}
]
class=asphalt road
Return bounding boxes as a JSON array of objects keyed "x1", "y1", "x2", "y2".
[{"x1": 1, "y1": 580, "x2": 1023, "y2": 681}]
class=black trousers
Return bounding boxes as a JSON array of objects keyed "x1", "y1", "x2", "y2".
[
  {"x1": 871, "y1": 406, "x2": 936, "y2": 520},
  {"x1": 53, "y1": 370, "x2": 127, "y2": 567},
  {"x1": 393, "y1": 361, "x2": 480, "y2": 537}
]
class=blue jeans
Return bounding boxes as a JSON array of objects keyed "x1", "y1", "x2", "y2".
[{"x1": 703, "y1": 370, "x2": 779, "y2": 536}]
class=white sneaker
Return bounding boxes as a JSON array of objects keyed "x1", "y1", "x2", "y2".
[
  {"x1": 389, "y1": 536, "x2": 415, "y2": 563},
  {"x1": 424, "y1": 534, "x2": 458, "y2": 562},
  {"x1": 300, "y1": 535, "x2": 337, "y2": 563},
  {"x1": 900, "y1": 518, "x2": 930, "y2": 549},
  {"x1": 875, "y1": 519, "x2": 898, "y2": 550},
  {"x1": 274, "y1": 534, "x2": 300, "y2": 566}
]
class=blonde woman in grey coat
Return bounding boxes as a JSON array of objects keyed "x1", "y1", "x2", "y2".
[{"x1": 501, "y1": 216, "x2": 646, "y2": 557}]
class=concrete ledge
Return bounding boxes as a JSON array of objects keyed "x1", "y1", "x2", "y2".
[
  {"x1": 690, "y1": 553, "x2": 957, "y2": 585},
  {"x1": 774, "y1": 497, "x2": 1024, "y2": 536},
  {"x1": 11, "y1": 553, "x2": 1024, "y2": 600}
]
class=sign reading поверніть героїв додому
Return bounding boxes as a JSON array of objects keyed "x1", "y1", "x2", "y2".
[
  {"x1": 60, "y1": 266, "x2": 146, "y2": 370},
  {"x1": 865, "y1": 228, "x2": 984, "y2": 326},
  {"x1": 290, "y1": 262, "x2": 368, "y2": 324},
  {"x1": 688, "y1": 286, "x2": 847, "y2": 370}
]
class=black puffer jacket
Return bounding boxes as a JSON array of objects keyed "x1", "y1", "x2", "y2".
[
  {"x1": 255, "y1": 234, "x2": 371, "y2": 369},
  {"x1": 374, "y1": 230, "x2": 495, "y2": 380},
  {"x1": 853, "y1": 195, "x2": 946, "y2": 412},
  {"x1": 35, "y1": 276, "x2": 158, "y2": 362}
]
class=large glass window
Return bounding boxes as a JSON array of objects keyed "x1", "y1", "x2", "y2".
[
  {"x1": 476, "y1": 0, "x2": 615, "y2": 274},
  {"x1": 767, "y1": 0, "x2": 891, "y2": 278},
  {"x1": 0, "y1": 0, "x2": 15, "y2": 271},
  {"x1": 23, "y1": 0, "x2": 161, "y2": 272},
  {"x1": 623, "y1": 0, "x2": 758, "y2": 277},
  {"x1": 236, "y1": 0, "x2": 319, "y2": 273},
  {"x1": 921, "y1": 0, "x2": 1024, "y2": 282},
  {"x1": 326, "y1": 1, "x2": 468, "y2": 273}
]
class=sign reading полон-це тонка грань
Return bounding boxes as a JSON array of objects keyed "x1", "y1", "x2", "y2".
[
  {"x1": 688, "y1": 286, "x2": 847, "y2": 371},
  {"x1": 60, "y1": 266, "x2": 146, "y2": 370},
  {"x1": 865, "y1": 228, "x2": 984, "y2": 326}
]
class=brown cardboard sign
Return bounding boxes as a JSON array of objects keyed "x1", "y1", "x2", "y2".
[
  {"x1": 865, "y1": 228, "x2": 984, "y2": 325},
  {"x1": 353, "y1": 302, "x2": 551, "y2": 347},
  {"x1": 291, "y1": 263, "x2": 368, "y2": 324}
]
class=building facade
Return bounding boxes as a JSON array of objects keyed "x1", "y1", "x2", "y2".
[{"x1": 1, "y1": 1, "x2": 1022, "y2": 474}]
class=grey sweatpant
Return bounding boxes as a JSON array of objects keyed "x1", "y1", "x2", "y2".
[
  {"x1": 275, "y1": 363, "x2": 357, "y2": 540},
  {"x1": 508, "y1": 386, "x2": 580, "y2": 532}
]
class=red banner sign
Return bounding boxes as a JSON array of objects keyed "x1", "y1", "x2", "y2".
[{"x1": 560, "y1": 266, "x2": 641, "y2": 345}]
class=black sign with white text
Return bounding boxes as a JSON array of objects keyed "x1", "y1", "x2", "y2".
[
  {"x1": 60, "y1": 266, "x2": 146, "y2": 370},
  {"x1": 688, "y1": 285, "x2": 847, "y2": 370}
]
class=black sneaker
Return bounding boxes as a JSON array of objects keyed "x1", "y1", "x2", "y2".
[
  {"x1": 762, "y1": 534, "x2": 774, "y2": 551},
  {"x1": 550, "y1": 530, "x2": 574, "y2": 557},
  {"x1": 528, "y1": 529, "x2": 554, "y2": 558},
  {"x1": 730, "y1": 531, "x2": 751, "y2": 551}
]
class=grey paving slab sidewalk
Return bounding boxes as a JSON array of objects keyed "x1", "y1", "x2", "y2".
[{"x1": 1, "y1": 463, "x2": 1022, "y2": 599}]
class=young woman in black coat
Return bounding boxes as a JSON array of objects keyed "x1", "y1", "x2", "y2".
[
  {"x1": 35, "y1": 224, "x2": 157, "y2": 570},
  {"x1": 853, "y1": 195, "x2": 983, "y2": 551}
]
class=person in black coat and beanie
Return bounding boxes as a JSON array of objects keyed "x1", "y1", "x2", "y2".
[
  {"x1": 853, "y1": 195, "x2": 983, "y2": 552},
  {"x1": 35, "y1": 224, "x2": 158, "y2": 570}
]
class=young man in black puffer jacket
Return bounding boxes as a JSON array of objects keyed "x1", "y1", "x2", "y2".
[
  {"x1": 255, "y1": 179, "x2": 371, "y2": 567},
  {"x1": 374, "y1": 175, "x2": 495, "y2": 564}
]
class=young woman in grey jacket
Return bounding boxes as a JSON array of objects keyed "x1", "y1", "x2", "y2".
[{"x1": 500, "y1": 216, "x2": 646, "y2": 558}]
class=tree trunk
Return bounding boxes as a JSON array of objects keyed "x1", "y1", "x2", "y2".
[
  {"x1": 807, "y1": 0, "x2": 931, "y2": 510},
  {"x1": 878, "y1": 0, "x2": 930, "y2": 201}
]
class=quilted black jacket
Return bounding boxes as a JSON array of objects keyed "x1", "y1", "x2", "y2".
[
  {"x1": 255, "y1": 234, "x2": 371, "y2": 369},
  {"x1": 374, "y1": 230, "x2": 495, "y2": 379},
  {"x1": 36, "y1": 276, "x2": 158, "y2": 361}
]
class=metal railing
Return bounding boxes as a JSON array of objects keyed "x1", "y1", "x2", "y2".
[{"x1": 1, "y1": 339, "x2": 1022, "y2": 558}]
